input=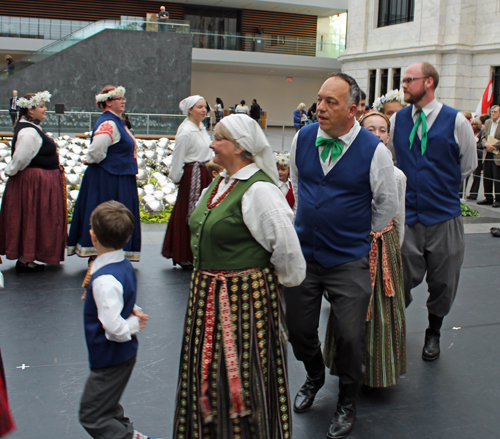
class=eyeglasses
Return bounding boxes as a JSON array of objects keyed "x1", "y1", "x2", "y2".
[
  {"x1": 110, "y1": 97, "x2": 126, "y2": 102},
  {"x1": 401, "y1": 76, "x2": 429, "y2": 85}
]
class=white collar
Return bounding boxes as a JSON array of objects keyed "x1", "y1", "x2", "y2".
[
  {"x1": 316, "y1": 119, "x2": 360, "y2": 146},
  {"x1": 412, "y1": 98, "x2": 439, "y2": 119},
  {"x1": 220, "y1": 163, "x2": 259, "y2": 182},
  {"x1": 90, "y1": 249, "x2": 125, "y2": 275}
]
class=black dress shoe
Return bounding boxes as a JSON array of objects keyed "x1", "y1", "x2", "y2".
[
  {"x1": 15, "y1": 260, "x2": 45, "y2": 273},
  {"x1": 422, "y1": 328, "x2": 440, "y2": 361},
  {"x1": 293, "y1": 369, "x2": 325, "y2": 413},
  {"x1": 477, "y1": 199, "x2": 494, "y2": 205},
  {"x1": 327, "y1": 401, "x2": 356, "y2": 439},
  {"x1": 493, "y1": 202, "x2": 500, "y2": 208}
]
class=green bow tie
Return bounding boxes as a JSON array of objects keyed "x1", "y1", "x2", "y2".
[
  {"x1": 315, "y1": 137, "x2": 344, "y2": 163},
  {"x1": 409, "y1": 109, "x2": 428, "y2": 155}
]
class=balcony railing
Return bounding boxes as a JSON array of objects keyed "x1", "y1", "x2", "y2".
[{"x1": 0, "y1": 16, "x2": 91, "y2": 40}]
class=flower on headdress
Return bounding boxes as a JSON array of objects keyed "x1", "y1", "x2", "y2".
[
  {"x1": 15, "y1": 90, "x2": 52, "y2": 108},
  {"x1": 372, "y1": 89, "x2": 407, "y2": 112},
  {"x1": 274, "y1": 152, "x2": 290, "y2": 166},
  {"x1": 95, "y1": 86, "x2": 126, "y2": 103}
]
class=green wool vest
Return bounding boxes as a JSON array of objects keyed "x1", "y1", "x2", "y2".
[{"x1": 190, "y1": 170, "x2": 274, "y2": 270}]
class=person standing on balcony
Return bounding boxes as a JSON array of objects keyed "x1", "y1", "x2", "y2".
[
  {"x1": 4, "y1": 56, "x2": 14, "y2": 77},
  {"x1": 157, "y1": 6, "x2": 169, "y2": 32},
  {"x1": 9, "y1": 90, "x2": 19, "y2": 127},
  {"x1": 161, "y1": 95, "x2": 212, "y2": 268}
]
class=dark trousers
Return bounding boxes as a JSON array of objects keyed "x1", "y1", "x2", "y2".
[
  {"x1": 402, "y1": 217, "x2": 464, "y2": 317},
  {"x1": 284, "y1": 258, "x2": 371, "y2": 385},
  {"x1": 468, "y1": 158, "x2": 483, "y2": 197},
  {"x1": 9, "y1": 111, "x2": 17, "y2": 126},
  {"x1": 482, "y1": 152, "x2": 500, "y2": 201},
  {"x1": 79, "y1": 355, "x2": 136, "y2": 439}
]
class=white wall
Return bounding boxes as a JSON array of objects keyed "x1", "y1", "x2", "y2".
[{"x1": 191, "y1": 71, "x2": 326, "y2": 125}]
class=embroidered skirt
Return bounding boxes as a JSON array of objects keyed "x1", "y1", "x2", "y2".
[
  {"x1": 172, "y1": 267, "x2": 292, "y2": 439},
  {"x1": 162, "y1": 163, "x2": 211, "y2": 264},
  {"x1": 324, "y1": 225, "x2": 406, "y2": 388},
  {"x1": 0, "y1": 349, "x2": 15, "y2": 437},
  {"x1": 67, "y1": 165, "x2": 141, "y2": 261},
  {"x1": 0, "y1": 167, "x2": 67, "y2": 264}
]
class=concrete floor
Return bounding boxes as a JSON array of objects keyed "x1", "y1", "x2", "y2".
[{"x1": 1, "y1": 221, "x2": 500, "y2": 439}]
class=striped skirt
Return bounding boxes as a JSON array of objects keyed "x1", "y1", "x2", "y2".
[
  {"x1": 324, "y1": 225, "x2": 406, "y2": 388},
  {"x1": 172, "y1": 267, "x2": 292, "y2": 439}
]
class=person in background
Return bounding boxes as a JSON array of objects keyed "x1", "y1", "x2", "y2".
[
  {"x1": 388, "y1": 61, "x2": 476, "y2": 362},
  {"x1": 161, "y1": 95, "x2": 212, "y2": 268},
  {"x1": 204, "y1": 101, "x2": 212, "y2": 130},
  {"x1": 235, "y1": 100, "x2": 249, "y2": 114},
  {"x1": 78, "y1": 201, "x2": 157, "y2": 439},
  {"x1": 355, "y1": 90, "x2": 367, "y2": 120},
  {"x1": 172, "y1": 114, "x2": 306, "y2": 439},
  {"x1": 68, "y1": 85, "x2": 141, "y2": 263},
  {"x1": 462, "y1": 111, "x2": 472, "y2": 122},
  {"x1": 157, "y1": 6, "x2": 169, "y2": 32},
  {"x1": 478, "y1": 105, "x2": 500, "y2": 207},
  {"x1": 275, "y1": 152, "x2": 295, "y2": 209},
  {"x1": 206, "y1": 159, "x2": 223, "y2": 179},
  {"x1": 214, "y1": 97, "x2": 224, "y2": 124},
  {"x1": 0, "y1": 91, "x2": 67, "y2": 272},
  {"x1": 307, "y1": 103, "x2": 317, "y2": 125},
  {"x1": 250, "y1": 98, "x2": 261, "y2": 122},
  {"x1": 294, "y1": 102, "x2": 307, "y2": 131},
  {"x1": 465, "y1": 118, "x2": 483, "y2": 200},
  {"x1": 373, "y1": 89, "x2": 407, "y2": 118},
  {"x1": 324, "y1": 110, "x2": 407, "y2": 392},
  {"x1": 9, "y1": 90, "x2": 18, "y2": 127},
  {"x1": 4, "y1": 56, "x2": 14, "y2": 77},
  {"x1": 121, "y1": 113, "x2": 133, "y2": 133}
]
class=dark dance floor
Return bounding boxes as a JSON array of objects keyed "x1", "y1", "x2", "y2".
[{"x1": 1, "y1": 233, "x2": 499, "y2": 439}]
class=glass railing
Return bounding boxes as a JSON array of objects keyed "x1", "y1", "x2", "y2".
[{"x1": 0, "y1": 16, "x2": 91, "y2": 40}]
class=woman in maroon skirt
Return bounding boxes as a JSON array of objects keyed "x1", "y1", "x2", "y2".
[
  {"x1": 162, "y1": 95, "x2": 212, "y2": 268},
  {"x1": 0, "y1": 348, "x2": 15, "y2": 438},
  {"x1": 0, "y1": 91, "x2": 66, "y2": 272}
]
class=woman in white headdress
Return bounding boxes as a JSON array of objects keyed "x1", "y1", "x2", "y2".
[
  {"x1": 161, "y1": 95, "x2": 212, "y2": 268},
  {"x1": 172, "y1": 114, "x2": 306, "y2": 439}
]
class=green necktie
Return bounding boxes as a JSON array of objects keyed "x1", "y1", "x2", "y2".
[
  {"x1": 409, "y1": 109, "x2": 428, "y2": 155},
  {"x1": 315, "y1": 137, "x2": 344, "y2": 163}
]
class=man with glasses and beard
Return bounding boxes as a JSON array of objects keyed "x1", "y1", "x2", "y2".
[{"x1": 387, "y1": 62, "x2": 476, "y2": 362}]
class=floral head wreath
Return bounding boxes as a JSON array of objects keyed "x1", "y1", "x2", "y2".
[
  {"x1": 372, "y1": 89, "x2": 407, "y2": 112},
  {"x1": 16, "y1": 91, "x2": 52, "y2": 109},
  {"x1": 95, "y1": 86, "x2": 126, "y2": 103},
  {"x1": 274, "y1": 152, "x2": 290, "y2": 166}
]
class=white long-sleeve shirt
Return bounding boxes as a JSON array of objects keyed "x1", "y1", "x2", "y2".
[
  {"x1": 387, "y1": 99, "x2": 477, "y2": 180},
  {"x1": 5, "y1": 119, "x2": 43, "y2": 176},
  {"x1": 393, "y1": 167, "x2": 407, "y2": 246},
  {"x1": 90, "y1": 249, "x2": 141, "y2": 342},
  {"x1": 200, "y1": 163, "x2": 305, "y2": 287},
  {"x1": 85, "y1": 119, "x2": 121, "y2": 164},
  {"x1": 169, "y1": 120, "x2": 212, "y2": 183},
  {"x1": 290, "y1": 120, "x2": 399, "y2": 233}
]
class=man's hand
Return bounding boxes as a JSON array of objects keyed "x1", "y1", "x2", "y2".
[{"x1": 133, "y1": 308, "x2": 149, "y2": 330}]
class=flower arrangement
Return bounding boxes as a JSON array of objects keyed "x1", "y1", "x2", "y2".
[
  {"x1": 95, "y1": 86, "x2": 126, "y2": 103},
  {"x1": 274, "y1": 152, "x2": 290, "y2": 166},
  {"x1": 16, "y1": 90, "x2": 52, "y2": 109},
  {"x1": 372, "y1": 89, "x2": 407, "y2": 112}
]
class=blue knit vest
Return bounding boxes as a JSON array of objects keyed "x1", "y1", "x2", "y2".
[
  {"x1": 84, "y1": 259, "x2": 138, "y2": 369},
  {"x1": 393, "y1": 104, "x2": 461, "y2": 226},
  {"x1": 90, "y1": 111, "x2": 138, "y2": 175},
  {"x1": 295, "y1": 123, "x2": 378, "y2": 268}
]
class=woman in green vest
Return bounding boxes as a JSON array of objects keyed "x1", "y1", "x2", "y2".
[{"x1": 172, "y1": 114, "x2": 306, "y2": 439}]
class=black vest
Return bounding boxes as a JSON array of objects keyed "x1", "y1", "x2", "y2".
[{"x1": 12, "y1": 121, "x2": 59, "y2": 170}]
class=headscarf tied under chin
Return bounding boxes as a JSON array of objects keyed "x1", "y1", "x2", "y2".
[
  {"x1": 179, "y1": 95, "x2": 205, "y2": 116},
  {"x1": 219, "y1": 114, "x2": 280, "y2": 185}
]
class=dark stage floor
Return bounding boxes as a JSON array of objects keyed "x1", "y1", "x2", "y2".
[{"x1": 1, "y1": 234, "x2": 499, "y2": 439}]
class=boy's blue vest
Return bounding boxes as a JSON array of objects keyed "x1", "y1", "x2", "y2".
[
  {"x1": 84, "y1": 259, "x2": 138, "y2": 369},
  {"x1": 393, "y1": 104, "x2": 461, "y2": 226},
  {"x1": 90, "y1": 111, "x2": 138, "y2": 175},
  {"x1": 295, "y1": 123, "x2": 378, "y2": 268}
]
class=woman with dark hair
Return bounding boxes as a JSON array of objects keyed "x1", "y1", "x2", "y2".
[
  {"x1": 68, "y1": 85, "x2": 141, "y2": 262},
  {"x1": 214, "y1": 97, "x2": 224, "y2": 124},
  {"x1": 161, "y1": 95, "x2": 212, "y2": 268},
  {"x1": 235, "y1": 99, "x2": 249, "y2": 114},
  {"x1": 307, "y1": 102, "x2": 317, "y2": 124},
  {"x1": 0, "y1": 91, "x2": 67, "y2": 272}
]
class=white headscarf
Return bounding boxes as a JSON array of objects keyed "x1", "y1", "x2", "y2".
[
  {"x1": 179, "y1": 95, "x2": 205, "y2": 116},
  {"x1": 219, "y1": 114, "x2": 280, "y2": 185}
]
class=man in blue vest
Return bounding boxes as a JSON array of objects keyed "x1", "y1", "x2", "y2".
[
  {"x1": 286, "y1": 72, "x2": 398, "y2": 439},
  {"x1": 388, "y1": 62, "x2": 476, "y2": 362}
]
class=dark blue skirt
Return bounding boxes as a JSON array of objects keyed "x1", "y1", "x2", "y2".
[{"x1": 67, "y1": 165, "x2": 141, "y2": 261}]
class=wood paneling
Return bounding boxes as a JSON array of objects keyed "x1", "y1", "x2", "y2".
[
  {"x1": 0, "y1": 1, "x2": 184, "y2": 22},
  {"x1": 241, "y1": 9, "x2": 317, "y2": 57}
]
